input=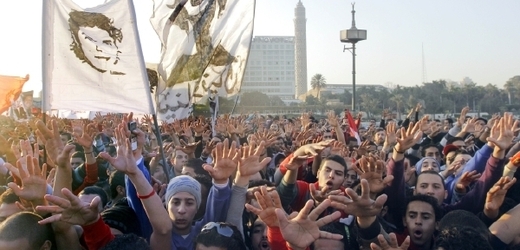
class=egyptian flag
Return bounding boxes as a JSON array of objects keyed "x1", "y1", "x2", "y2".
[
  {"x1": 0, "y1": 74, "x2": 29, "y2": 115},
  {"x1": 346, "y1": 110, "x2": 361, "y2": 145}
]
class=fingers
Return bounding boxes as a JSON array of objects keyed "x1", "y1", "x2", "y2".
[
  {"x1": 319, "y1": 228, "x2": 344, "y2": 240},
  {"x1": 298, "y1": 200, "x2": 315, "y2": 220},
  {"x1": 316, "y1": 210, "x2": 341, "y2": 228},
  {"x1": 274, "y1": 208, "x2": 289, "y2": 228},
  {"x1": 37, "y1": 214, "x2": 62, "y2": 225}
]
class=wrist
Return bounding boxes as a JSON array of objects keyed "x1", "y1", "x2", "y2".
[{"x1": 393, "y1": 146, "x2": 405, "y2": 154}]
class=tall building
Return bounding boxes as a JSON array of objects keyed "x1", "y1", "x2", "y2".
[
  {"x1": 294, "y1": 0, "x2": 308, "y2": 98},
  {"x1": 241, "y1": 36, "x2": 295, "y2": 100}
]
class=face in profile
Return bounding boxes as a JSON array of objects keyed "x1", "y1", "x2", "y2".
[{"x1": 68, "y1": 10, "x2": 124, "y2": 75}]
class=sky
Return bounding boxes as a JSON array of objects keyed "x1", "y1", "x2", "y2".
[{"x1": 1, "y1": 0, "x2": 519, "y2": 95}]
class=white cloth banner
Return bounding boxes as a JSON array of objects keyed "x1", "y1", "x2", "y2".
[
  {"x1": 150, "y1": 0, "x2": 255, "y2": 121},
  {"x1": 43, "y1": 0, "x2": 154, "y2": 114}
]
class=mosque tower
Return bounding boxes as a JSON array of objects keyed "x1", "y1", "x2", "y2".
[{"x1": 294, "y1": 0, "x2": 308, "y2": 98}]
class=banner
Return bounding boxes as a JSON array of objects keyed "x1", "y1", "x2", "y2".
[
  {"x1": 0, "y1": 74, "x2": 29, "y2": 115},
  {"x1": 151, "y1": 0, "x2": 255, "y2": 121},
  {"x1": 42, "y1": 0, "x2": 154, "y2": 114}
]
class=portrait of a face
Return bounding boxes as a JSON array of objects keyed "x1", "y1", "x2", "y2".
[{"x1": 68, "y1": 10, "x2": 125, "y2": 75}]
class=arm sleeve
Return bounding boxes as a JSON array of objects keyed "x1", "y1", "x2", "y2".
[
  {"x1": 81, "y1": 217, "x2": 115, "y2": 250},
  {"x1": 73, "y1": 162, "x2": 99, "y2": 195},
  {"x1": 226, "y1": 184, "x2": 247, "y2": 238},
  {"x1": 445, "y1": 156, "x2": 504, "y2": 214},
  {"x1": 126, "y1": 157, "x2": 153, "y2": 240},
  {"x1": 440, "y1": 125, "x2": 462, "y2": 147},
  {"x1": 276, "y1": 179, "x2": 298, "y2": 213},
  {"x1": 447, "y1": 145, "x2": 493, "y2": 202},
  {"x1": 267, "y1": 226, "x2": 290, "y2": 250},
  {"x1": 384, "y1": 158, "x2": 406, "y2": 231},
  {"x1": 194, "y1": 180, "x2": 232, "y2": 232}
]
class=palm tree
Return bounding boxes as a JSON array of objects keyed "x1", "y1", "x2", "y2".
[
  {"x1": 505, "y1": 76, "x2": 520, "y2": 105},
  {"x1": 310, "y1": 74, "x2": 327, "y2": 100},
  {"x1": 390, "y1": 94, "x2": 404, "y2": 120}
]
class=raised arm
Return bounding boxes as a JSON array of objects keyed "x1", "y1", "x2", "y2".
[{"x1": 100, "y1": 123, "x2": 172, "y2": 250}]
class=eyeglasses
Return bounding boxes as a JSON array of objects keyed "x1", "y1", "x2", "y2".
[{"x1": 201, "y1": 222, "x2": 234, "y2": 237}]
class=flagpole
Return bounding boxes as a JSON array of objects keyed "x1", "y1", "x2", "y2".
[
  {"x1": 128, "y1": 0, "x2": 170, "y2": 180},
  {"x1": 152, "y1": 114, "x2": 171, "y2": 181},
  {"x1": 230, "y1": 94, "x2": 239, "y2": 115},
  {"x1": 41, "y1": 0, "x2": 53, "y2": 167}
]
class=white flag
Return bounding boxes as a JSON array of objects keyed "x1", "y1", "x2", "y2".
[
  {"x1": 151, "y1": 0, "x2": 255, "y2": 121},
  {"x1": 42, "y1": 0, "x2": 154, "y2": 114}
]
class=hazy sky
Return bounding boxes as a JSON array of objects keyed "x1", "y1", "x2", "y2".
[{"x1": 1, "y1": 0, "x2": 519, "y2": 94}]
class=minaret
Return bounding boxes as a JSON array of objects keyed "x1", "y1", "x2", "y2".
[{"x1": 294, "y1": 0, "x2": 308, "y2": 98}]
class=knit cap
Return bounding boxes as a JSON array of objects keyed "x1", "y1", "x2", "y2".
[{"x1": 164, "y1": 175, "x2": 201, "y2": 209}]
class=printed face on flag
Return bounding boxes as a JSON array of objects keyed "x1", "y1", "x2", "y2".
[
  {"x1": 151, "y1": 0, "x2": 254, "y2": 121},
  {"x1": 68, "y1": 10, "x2": 124, "y2": 75}
]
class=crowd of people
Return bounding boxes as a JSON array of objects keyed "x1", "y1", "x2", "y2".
[{"x1": 0, "y1": 105, "x2": 519, "y2": 250}]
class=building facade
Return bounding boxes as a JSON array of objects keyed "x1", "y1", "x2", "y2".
[
  {"x1": 241, "y1": 36, "x2": 296, "y2": 100},
  {"x1": 294, "y1": 0, "x2": 308, "y2": 98}
]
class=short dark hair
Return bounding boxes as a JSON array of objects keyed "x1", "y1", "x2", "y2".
[
  {"x1": 71, "y1": 151, "x2": 86, "y2": 162},
  {"x1": 183, "y1": 158, "x2": 209, "y2": 177},
  {"x1": 100, "y1": 234, "x2": 149, "y2": 250},
  {"x1": 193, "y1": 174, "x2": 213, "y2": 192},
  {"x1": 438, "y1": 210, "x2": 489, "y2": 239},
  {"x1": 0, "y1": 212, "x2": 56, "y2": 250},
  {"x1": 416, "y1": 170, "x2": 446, "y2": 190},
  {"x1": 320, "y1": 154, "x2": 348, "y2": 176},
  {"x1": 109, "y1": 171, "x2": 125, "y2": 199},
  {"x1": 434, "y1": 226, "x2": 493, "y2": 250},
  {"x1": 421, "y1": 144, "x2": 440, "y2": 157},
  {"x1": 80, "y1": 186, "x2": 109, "y2": 208},
  {"x1": 444, "y1": 118, "x2": 454, "y2": 124},
  {"x1": 0, "y1": 188, "x2": 20, "y2": 205},
  {"x1": 195, "y1": 222, "x2": 247, "y2": 250},
  {"x1": 405, "y1": 194, "x2": 443, "y2": 222}
]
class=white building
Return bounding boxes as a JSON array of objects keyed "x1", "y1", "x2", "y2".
[{"x1": 241, "y1": 36, "x2": 296, "y2": 100}]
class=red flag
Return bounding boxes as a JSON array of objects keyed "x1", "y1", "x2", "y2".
[
  {"x1": 346, "y1": 110, "x2": 361, "y2": 145},
  {"x1": 0, "y1": 74, "x2": 29, "y2": 114}
]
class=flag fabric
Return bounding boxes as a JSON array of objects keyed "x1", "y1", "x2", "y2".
[
  {"x1": 346, "y1": 110, "x2": 361, "y2": 145},
  {"x1": 150, "y1": 0, "x2": 255, "y2": 121},
  {"x1": 0, "y1": 74, "x2": 29, "y2": 115},
  {"x1": 42, "y1": 0, "x2": 154, "y2": 114}
]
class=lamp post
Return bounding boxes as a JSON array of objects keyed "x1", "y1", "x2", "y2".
[{"x1": 340, "y1": 3, "x2": 366, "y2": 112}]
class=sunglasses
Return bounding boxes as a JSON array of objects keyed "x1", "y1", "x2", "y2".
[{"x1": 201, "y1": 222, "x2": 234, "y2": 237}]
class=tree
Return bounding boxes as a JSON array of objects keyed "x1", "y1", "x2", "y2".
[
  {"x1": 505, "y1": 76, "x2": 520, "y2": 105},
  {"x1": 240, "y1": 91, "x2": 270, "y2": 107},
  {"x1": 310, "y1": 74, "x2": 327, "y2": 100},
  {"x1": 390, "y1": 94, "x2": 404, "y2": 120}
]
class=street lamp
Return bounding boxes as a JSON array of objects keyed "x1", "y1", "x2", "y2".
[{"x1": 340, "y1": 3, "x2": 366, "y2": 112}]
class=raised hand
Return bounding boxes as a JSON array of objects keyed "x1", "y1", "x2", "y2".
[
  {"x1": 455, "y1": 170, "x2": 481, "y2": 193},
  {"x1": 383, "y1": 122, "x2": 397, "y2": 151},
  {"x1": 487, "y1": 113, "x2": 518, "y2": 151},
  {"x1": 370, "y1": 233, "x2": 410, "y2": 250},
  {"x1": 275, "y1": 199, "x2": 343, "y2": 250},
  {"x1": 73, "y1": 123, "x2": 98, "y2": 149},
  {"x1": 485, "y1": 176, "x2": 517, "y2": 219},
  {"x1": 309, "y1": 184, "x2": 343, "y2": 204},
  {"x1": 326, "y1": 110, "x2": 339, "y2": 127},
  {"x1": 175, "y1": 139, "x2": 200, "y2": 156},
  {"x1": 394, "y1": 122, "x2": 423, "y2": 153},
  {"x1": 7, "y1": 155, "x2": 48, "y2": 204},
  {"x1": 462, "y1": 117, "x2": 478, "y2": 134},
  {"x1": 36, "y1": 188, "x2": 101, "y2": 226},
  {"x1": 457, "y1": 106, "x2": 470, "y2": 127},
  {"x1": 98, "y1": 124, "x2": 139, "y2": 175},
  {"x1": 245, "y1": 186, "x2": 282, "y2": 228},
  {"x1": 355, "y1": 156, "x2": 394, "y2": 195},
  {"x1": 203, "y1": 138, "x2": 240, "y2": 183},
  {"x1": 237, "y1": 141, "x2": 271, "y2": 177},
  {"x1": 329, "y1": 179, "x2": 387, "y2": 218},
  {"x1": 35, "y1": 119, "x2": 64, "y2": 164}
]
